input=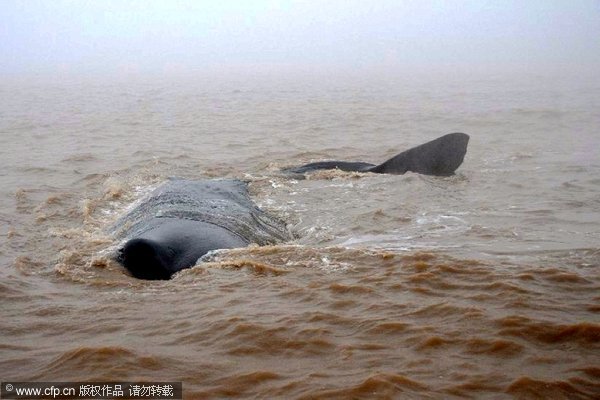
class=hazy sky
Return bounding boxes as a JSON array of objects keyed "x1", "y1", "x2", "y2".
[{"x1": 1, "y1": 0, "x2": 599, "y2": 77}]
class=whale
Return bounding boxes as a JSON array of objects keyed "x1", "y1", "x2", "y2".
[
  {"x1": 284, "y1": 132, "x2": 469, "y2": 176},
  {"x1": 112, "y1": 179, "x2": 292, "y2": 280},
  {"x1": 113, "y1": 133, "x2": 469, "y2": 280}
]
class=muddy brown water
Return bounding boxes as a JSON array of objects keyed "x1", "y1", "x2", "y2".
[{"x1": 1, "y1": 74, "x2": 599, "y2": 399}]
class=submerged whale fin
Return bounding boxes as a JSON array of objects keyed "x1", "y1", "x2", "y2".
[
  {"x1": 367, "y1": 132, "x2": 469, "y2": 176},
  {"x1": 284, "y1": 133, "x2": 469, "y2": 176}
]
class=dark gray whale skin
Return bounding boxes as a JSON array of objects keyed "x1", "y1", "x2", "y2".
[
  {"x1": 112, "y1": 179, "x2": 291, "y2": 280},
  {"x1": 285, "y1": 132, "x2": 469, "y2": 176},
  {"x1": 113, "y1": 133, "x2": 469, "y2": 280}
]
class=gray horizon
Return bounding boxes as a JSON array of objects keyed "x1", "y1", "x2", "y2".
[{"x1": 1, "y1": 0, "x2": 599, "y2": 79}]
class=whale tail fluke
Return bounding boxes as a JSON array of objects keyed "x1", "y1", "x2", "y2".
[
  {"x1": 367, "y1": 132, "x2": 469, "y2": 176},
  {"x1": 285, "y1": 133, "x2": 469, "y2": 177}
]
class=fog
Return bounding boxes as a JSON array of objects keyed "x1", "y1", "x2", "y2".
[{"x1": 1, "y1": 0, "x2": 599, "y2": 78}]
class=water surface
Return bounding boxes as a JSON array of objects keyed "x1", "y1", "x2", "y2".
[{"x1": 1, "y1": 73, "x2": 599, "y2": 399}]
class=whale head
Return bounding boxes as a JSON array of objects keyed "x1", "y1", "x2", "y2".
[{"x1": 118, "y1": 238, "x2": 175, "y2": 280}]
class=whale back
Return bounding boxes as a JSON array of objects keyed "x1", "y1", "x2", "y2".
[
  {"x1": 112, "y1": 179, "x2": 292, "y2": 247},
  {"x1": 112, "y1": 179, "x2": 292, "y2": 279},
  {"x1": 284, "y1": 161, "x2": 375, "y2": 175}
]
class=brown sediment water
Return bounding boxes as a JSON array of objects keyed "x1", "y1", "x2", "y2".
[{"x1": 1, "y1": 74, "x2": 599, "y2": 399}]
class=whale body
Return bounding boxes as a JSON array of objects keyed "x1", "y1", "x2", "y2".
[
  {"x1": 285, "y1": 132, "x2": 469, "y2": 176},
  {"x1": 112, "y1": 179, "x2": 291, "y2": 280},
  {"x1": 113, "y1": 133, "x2": 469, "y2": 280}
]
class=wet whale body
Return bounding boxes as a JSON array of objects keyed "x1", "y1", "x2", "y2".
[
  {"x1": 114, "y1": 133, "x2": 469, "y2": 280},
  {"x1": 112, "y1": 179, "x2": 292, "y2": 280},
  {"x1": 284, "y1": 132, "x2": 469, "y2": 176}
]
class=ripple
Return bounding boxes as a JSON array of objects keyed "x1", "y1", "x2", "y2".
[{"x1": 497, "y1": 317, "x2": 600, "y2": 345}]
